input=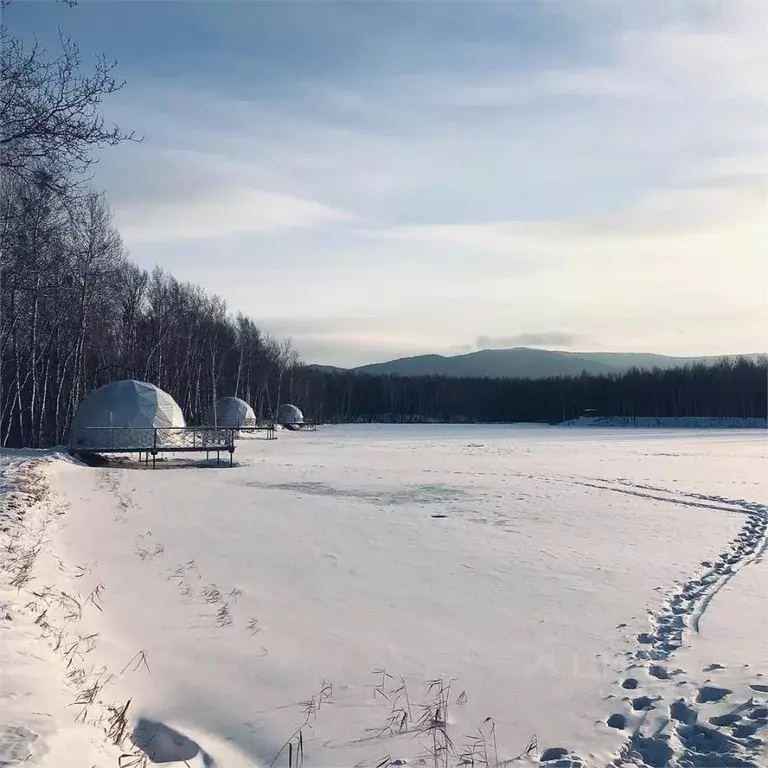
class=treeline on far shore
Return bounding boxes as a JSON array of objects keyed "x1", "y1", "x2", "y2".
[{"x1": 287, "y1": 357, "x2": 767, "y2": 425}]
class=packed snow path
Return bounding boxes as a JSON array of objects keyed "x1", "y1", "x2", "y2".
[{"x1": 1, "y1": 426, "x2": 767, "y2": 767}]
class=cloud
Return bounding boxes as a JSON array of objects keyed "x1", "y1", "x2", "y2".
[
  {"x1": 475, "y1": 332, "x2": 583, "y2": 350},
  {"x1": 116, "y1": 185, "x2": 353, "y2": 243},
  {"x1": 367, "y1": 179, "x2": 767, "y2": 275},
  {"x1": 102, "y1": 0, "x2": 768, "y2": 239}
]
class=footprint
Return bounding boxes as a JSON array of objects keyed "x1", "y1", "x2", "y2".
[
  {"x1": 696, "y1": 685, "x2": 731, "y2": 704},
  {"x1": 632, "y1": 696, "x2": 655, "y2": 711},
  {"x1": 626, "y1": 735, "x2": 673, "y2": 766},
  {"x1": 622, "y1": 678, "x2": 639, "y2": 690},
  {"x1": 748, "y1": 707, "x2": 768, "y2": 720},
  {"x1": 732, "y1": 723, "x2": 758, "y2": 738},
  {"x1": 132, "y1": 719, "x2": 214, "y2": 766},
  {"x1": 703, "y1": 663, "x2": 725, "y2": 672},
  {"x1": 649, "y1": 665, "x2": 670, "y2": 680},
  {"x1": 676, "y1": 723, "x2": 730, "y2": 753},
  {"x1": 607, "y1": 714, "x2": 626, "y2": 730},
  {"x1": 540, "y1": 747, "x2": 569, "y2": 762},
  {"x1": 709, "y1": 713, "x2": 740, "y2": 727},
  {"x1": 749, "y1": 684, "x2": 768, "y2": 693},
  {"x1": 670, "y1": 699, "x2": 698, "y2": 725}
]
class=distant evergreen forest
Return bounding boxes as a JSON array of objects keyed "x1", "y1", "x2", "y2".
[
  {"x1": 290, "y1": 359, "x2": 767, "y2": 425},
  {"x1": 1, "y1": 2, "x2": 764, "y2": 448}
]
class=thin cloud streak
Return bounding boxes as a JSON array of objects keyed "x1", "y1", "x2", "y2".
[
  {"x1": 475, "y1": 333, "x2": 584, "y2": 350},
  {"x1": 117, "y1": 187, "x2": 354, "y2": 243}
]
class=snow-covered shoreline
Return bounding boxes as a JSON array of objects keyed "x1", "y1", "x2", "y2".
[{"x1": 0, "y1": 453, "x2": 126, "y2": 767}]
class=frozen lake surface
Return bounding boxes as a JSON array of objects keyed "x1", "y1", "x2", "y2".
[{"x1": 2, "y1": 425, "x2": 767, "y2": 767}]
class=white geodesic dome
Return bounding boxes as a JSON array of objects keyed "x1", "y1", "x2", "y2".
[
  {"x1": 276, "y1": 403, "x2": 304, "y2": 426},
  {"x1": 210, "y1": 396, "x2": 256, "y2": 427},
  {"x1": 69, "y1": 380, "x2": 185, "y2": 449}
]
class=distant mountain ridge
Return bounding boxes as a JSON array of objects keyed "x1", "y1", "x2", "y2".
[{"x1": 310, "y1": 348, "x2": 763, "y2": 380}]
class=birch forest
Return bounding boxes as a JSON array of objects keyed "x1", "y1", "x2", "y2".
[{"x1": 0, "y1": 4, "x2": 298, "y2": 447}]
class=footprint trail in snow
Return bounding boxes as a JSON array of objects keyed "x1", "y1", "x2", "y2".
[{"x1": 577, "y1": 480, "x2": 768, "y2": 768}]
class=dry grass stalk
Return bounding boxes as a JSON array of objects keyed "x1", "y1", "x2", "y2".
[
  {"x1": 364, "y1": 676, "x2": 525, "y2": 768},
  {"x1": 135, "y1": 543, "x2": 165, "y2": 562},
  {"x1": 169, "y1": 564, "x2": 195, "y2": 597},
  {"x1": 9, "y1": 545, "x2": 41, "y2": 588},
  {"x1": 269, "y1": 681, "x2": 334, "y2": 768},
  {"x1": 118, "y1": 752, "x2": 149, "y2": 768},
  {"x1": 520, "y1": 733, "x2": 538, "y2": 760},
  {"x1": 106, "y1": 699, "x2": 132, "y2": 747},
  {"x1": 202, "y1": 583, "x2": 223, "y2": 604},
  {"x1": 214, "y1": 602, "x2": 233, "y2": 627},
  {"x1": 120, "y1": 650, "x2": 151, "y2": 676},
  {"x1": 372, "y1": 668, "x2": 394, "y2": 702}
]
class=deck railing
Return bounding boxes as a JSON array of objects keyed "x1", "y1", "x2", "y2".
[
  {"x1": 69, "y1": 426, "x2": 237, "y2": 462},
  {"x1": 237, "y1": 419, "x2": 277, "y2": 438},
  {"x1": 283, "y1": 420, "x2": 317, "y2": 432}
]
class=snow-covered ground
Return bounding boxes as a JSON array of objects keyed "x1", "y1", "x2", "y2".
[{"x1": 1, "y1": 425, "x2": 767, "y2": 767}]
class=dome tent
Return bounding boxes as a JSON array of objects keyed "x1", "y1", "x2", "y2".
[
  {"x1": 276, "y1": 403, "x2": 304, "y2": 427},
  {"x1": 70, "y1": 380, "x2": 185, "y2": 450},
  {"x1": 209, "y1": 396, "x2": 256, "y2": 428}
]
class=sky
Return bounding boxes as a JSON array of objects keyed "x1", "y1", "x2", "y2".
[{"x1": 5, "y1": 0, "x2": 767, "y2": 366}]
